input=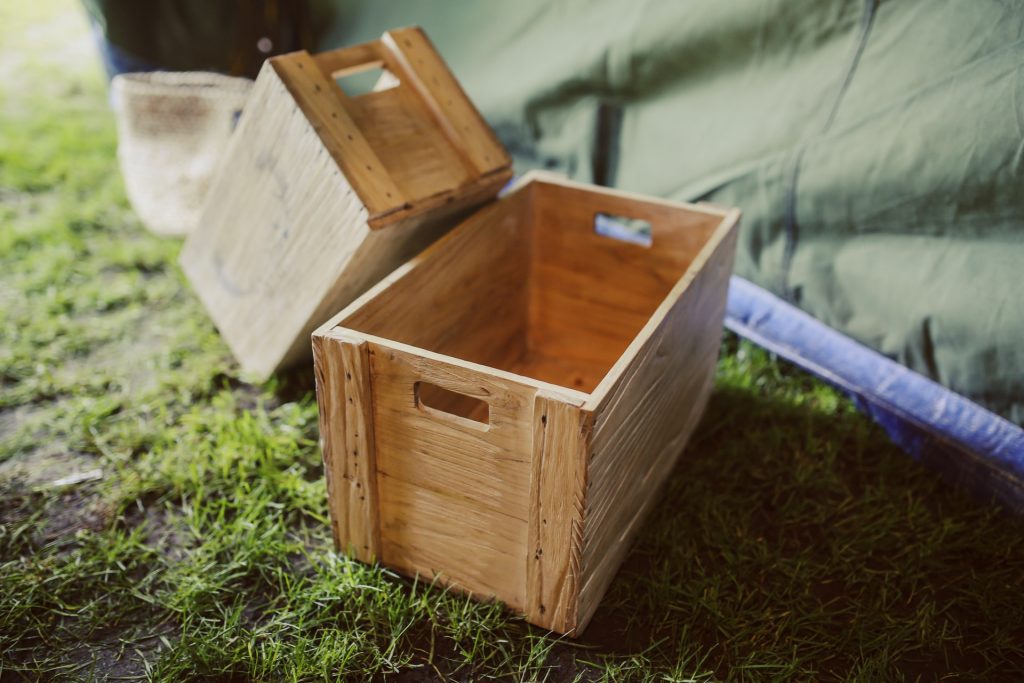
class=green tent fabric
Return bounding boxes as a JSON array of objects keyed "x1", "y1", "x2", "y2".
[
  {"x1": 85, "y1": 0, "x2": 1024, "y2": 424},
  {"x1": 318, "y1": 0, "x2": 1024, "y2": 425}
]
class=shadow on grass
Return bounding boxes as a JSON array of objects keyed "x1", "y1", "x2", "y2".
[
  {"x1": 567, "y1": 383, "x2": 1024, "y2": 679},
  {"x1": 270, "y1": 362, "x2": 319, "y2": 405},
  {"x1": 252, "y1": 342, "x2": 1024, "y2": 680}
]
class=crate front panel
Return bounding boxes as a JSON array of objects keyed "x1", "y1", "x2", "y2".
[
  {"x1": 367, "y1": 342, "x2": 539, "y2": 609},
  {"x1": 315, "y1": 174, "x2": 741, "y2": 634}
]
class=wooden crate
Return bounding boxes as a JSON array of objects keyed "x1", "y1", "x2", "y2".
[
  {"x1": 312, "y1": 173, "x2": 740, "y2": 634},
  {"x1": 180, "y1": 27, "x2": 512, "y2": 379}
]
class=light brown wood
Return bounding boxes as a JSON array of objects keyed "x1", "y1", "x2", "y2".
[
  {"x1": 381, "y1": 28, "x2": 508, "y2": 178},
  {"x1": 311, "y1": 40, "x2": 385, "y2": 77},
  {"x1": 367, "y1": 340, "x2": 538, "y2": 609},
  {"x1": 312, "y1": 331, "x2": 380, "y2": 563},
  {"x1": 526, "y1": 177, "x2": 727, "y2": 385},
  {"x1": 313, "y1": 172, "x2": 740, "y2": 634},
  {"x1": 180, "y1": 27, "x2": 512, "y2": 379},
  {"x1": 270, "y1": 51, "x2": 402, "y2": 217},
  {"x1": 526, "y1": 392, "x2": 589, "y2": 634}
]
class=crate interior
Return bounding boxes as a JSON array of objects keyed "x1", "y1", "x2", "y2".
[{"x1": 341, "y1": 179, "x2": 727, "y2": 397}]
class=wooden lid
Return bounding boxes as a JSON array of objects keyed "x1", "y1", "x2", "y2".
[{"x1": 269, "y1": 27, "x2": 512, "y2": 229}]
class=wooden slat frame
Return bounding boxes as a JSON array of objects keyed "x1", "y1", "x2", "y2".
[
  {"x1": 271, "y1": 51, "x2": 401, "y2": 216},
  {"x1": 312, "y1": 172, "x2": 741, "y2": 635}
]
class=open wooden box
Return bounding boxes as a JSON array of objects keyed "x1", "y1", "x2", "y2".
[
  {"x1": 181, "y1": 27, "x2": 511, "y2": 380},
  {"x1": 313, "y1": 173, "x2": 740, "y2": 634}
]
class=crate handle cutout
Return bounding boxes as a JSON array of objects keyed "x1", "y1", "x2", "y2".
[
  {"x1": 594, "y1": 212, "x2": 653, "y2": 247},
  {"x1": 414, "y1": 381, "x2": 490, "y2": 430},
  {"x1": 334, "y1": 63, "x2": 400, "y2": 97}
]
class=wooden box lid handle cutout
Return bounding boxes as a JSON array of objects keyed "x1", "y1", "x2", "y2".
[
  {"x1": 312, "y1": 41, "x2": 388, "y2": 78},
  {"x1": 310, "y1": 27, "x2": 508, "y2": 180}
]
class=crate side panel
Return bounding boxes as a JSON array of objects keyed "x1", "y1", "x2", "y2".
[
  {"x1": 369, "y1": 343, "x2": 538, "y2": 610},
  {"x1": 180, "y1": 62, "x2": 370, "y2": 378},
  {"x1": 369, "y1": 344, "x2": 536, "y2": 514},
  {"x1": 377, "y1": 475, "x2": 528, "y2": 604},
  {"x1": 577, "y1": 222, "x2": 739, "y2": 629}
]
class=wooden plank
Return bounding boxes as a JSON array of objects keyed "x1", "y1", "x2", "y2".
[
  {"x1": 310, "y1": 40, "x2": 385, "y2": 76},
  {"x1": 576, "y1": 212, "x2": 740, "y2": 629},
  {"x1": 334, "y1": 333, "x2": 590, "y2": 407},
  {"x1": 270, "y1": 51, "x2": 402, "y2": 216},
  {"x1": 369, "y1": 343, "x2": 536, "y2": 514},
  {"x1": 364, "y1": 167, "x2": 511, "y2": 231},
  {"x1": 312, "y1": 332, "x2": 380, "y2": 563},
  {"x1": 341, "y1": 84, "x2": 472, "y2": 202},
  {"x1": 526, "y1": 392, "x2": 589, "y2": 633},
  {"x1": 376, "y1": 474, "x2": 527, "y2": 605},
  {"x1": 382, "y1": 27, "x2": 510, "y2": 177}
]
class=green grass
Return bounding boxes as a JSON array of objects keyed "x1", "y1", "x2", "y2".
[{"x1": 2, "y1": 3, "x2": 1024, "y2": 681}]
